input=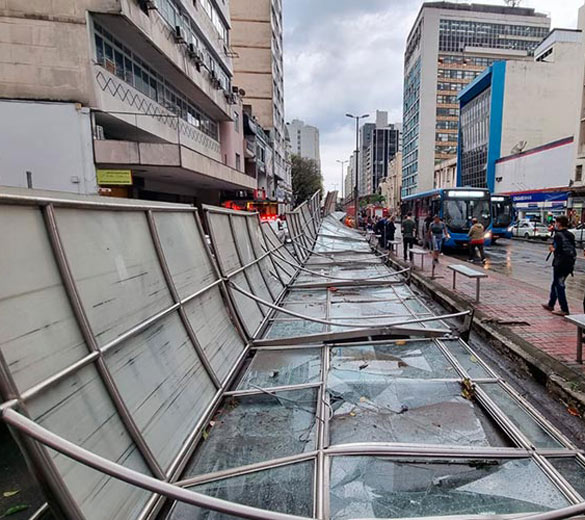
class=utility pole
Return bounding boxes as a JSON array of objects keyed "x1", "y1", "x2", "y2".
[
  {"x1": 345, "y1": 113, "x2": 370, "y2": 228},
  {"x1": 336, "y1": 159, "x2": 348, "y2": 202}
]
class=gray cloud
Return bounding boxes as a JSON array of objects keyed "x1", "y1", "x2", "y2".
[{"x1": 283, "y1": 0, "x2": 584, "y2": 192}]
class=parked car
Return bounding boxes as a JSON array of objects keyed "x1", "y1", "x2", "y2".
[
  {"x1": 512, "y1": 221, "x2": 551, "y2": 240},
  {"x1": 569, "y1": 224, "x2": 585, "y2": 243}
]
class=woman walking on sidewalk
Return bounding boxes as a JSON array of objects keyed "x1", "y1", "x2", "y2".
[
  {"x1": 468, "y1": 217, "x2": 487, "y2": 264},
  {"x1": 542, "y1": 215, "x2": 576, "y2": 317},
  {"x1": 429, "y1": 215, "x2": 449, "y2": 266}
]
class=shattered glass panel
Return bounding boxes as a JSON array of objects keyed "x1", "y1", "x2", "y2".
[
  {"x1": 169, "y1": 462, "x2": 314, "y2": 520},
  {"x1": 442, "y1": 340, "x2": 492, "y2": 379},
  {"x1": 549, "y1": 457, "x2": 585, "y2": 498},
  {"x1": 330, "y1": 342, "x2": 457, "y2": 380},
  {"x1": 329, "y1": 287, "x2": 403, "y2": 303},
  {"x1": 265, "y1": 319, "x2": 326, "y2": 339},
  {"x1": 330, "y1": 457, "x2": 570, "y2": 519},
  {"x1": 277, "y1": 302, "x2": 327, "y2": 320},
  {"x1": 182, "y1": 389, "x2": 318, "y2": 476},
  {"x1": 480, "y1": 384, "x2": 563, "y2": 448},
  {"x1": 285, "y1": 289, "x2": 328, "y2": 302},
  {"x1": 328, "y1": 379, "x2": 511, "y2": 446},
  {"x1": 329, "y1": 301, "x2": 413, "y2": 318},
  {"x1": 237, "y1": 349, "x2": 321, "y2": 389}
]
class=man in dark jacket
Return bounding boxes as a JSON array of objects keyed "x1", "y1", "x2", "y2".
[
  {"x1": 385, "y1": 216, "x2": 397, "y2": 249},
  {"x1": 374, "y1": 216, "x2": 387, "y2": 249},
  {"x1": 542, "y1": 216, "x2": 576, "y2": 316},
  {"x1": 402, "y1": 212, "x2": 417, "y2": 261}
]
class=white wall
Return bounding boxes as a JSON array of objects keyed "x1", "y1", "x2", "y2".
[
  {"x1": 495, "y1": 141, "x2": 574, "y2": 193},
  {"x1": 0, "y1": 100, "x2": 97, "y2": 194}
]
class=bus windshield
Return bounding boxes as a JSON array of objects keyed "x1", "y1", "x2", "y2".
[
  {"x1": 444, "y1": 198, "x2": 491, "y2": 233},
  {"x1": 492, "y1": 200, "x2": 514, "y2": 228}
]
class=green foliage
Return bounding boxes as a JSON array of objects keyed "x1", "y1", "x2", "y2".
[{"x1": 291, "y1": 155, "x2": 323, "y2": 206}]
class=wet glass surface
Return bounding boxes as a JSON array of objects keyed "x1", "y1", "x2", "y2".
[
  {"x1": 442, "y1": 339, "x2": 492, "y2": 378},
  {"x1": 328, "y1": 377, "x2": 511, "y2": 447},
  {"x1": 329, "y1": 301, "x2": 413, "y2": 318},
  {"x1": 330, "y1": 457, "x2": 569, "y2": 519},
  {"x1": 237, "y1": 349, "x2": 321, "y2": 390},
  {"x1": 182, "y1": 389, "x2": 318, "y2": 476},
  {"x1": 329, "y1": 287, "x2": 403, "y2": 302},
  {"x1": 264, "y1": 319, "x2": 326, "y2": 339},
  {"x1": 548, "y1": 457, "x2": 585, "y2": 498},
  {"x1": 283, "y1": 289, "x2": 327, "y2": 302},
  {"x1": 169, "y1": 462, "x2": 314, "y2": 520},
  {"x1": 480, "y1": 383, "x2": 563, "y2": 448}
]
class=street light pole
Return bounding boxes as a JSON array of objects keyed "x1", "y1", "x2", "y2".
[
  {"x1": 336, "y1": 159, "x2": 348, "y2": 202},
  {"x1": 346, "y1": 113, "x2": 370, "y2": 229}
]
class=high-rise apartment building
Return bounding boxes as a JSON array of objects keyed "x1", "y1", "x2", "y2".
[
  {"x1": 0, "y1": 0, "x2": 256, "y2": 204},
  {"x1": 360, "y1": 111, "x2": 400, "y2": 196},
  {"x1": 286, "y1": 119, "x2": 321, "y2": 168},
  {"x1": 402, "y1": 2, "x2": 550, "y2": 197},
  {"x1": 230, "y1": 0, "x2": 291, "y2": 204}
]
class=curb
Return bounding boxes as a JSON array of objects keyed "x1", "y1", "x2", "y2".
[{"x1": 382, "y1": 250, "x2": 585, "y2": 416}]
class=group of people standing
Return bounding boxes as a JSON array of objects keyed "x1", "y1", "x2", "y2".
[{"x1": 399, "y1": 213, "x2": 488, "y2": 265}]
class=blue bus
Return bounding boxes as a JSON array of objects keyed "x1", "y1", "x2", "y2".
[
  {"x1": 490, "y1": 194, "x2": 515, "y2": 241},
  {"x1": 401, "y1": 187, "x2": 492, "y2": 248}
]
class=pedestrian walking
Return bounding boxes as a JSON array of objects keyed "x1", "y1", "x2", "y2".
[
  {"x1": 423, "y1": 214, "x2": 433, "y2": 250},
  {"x1": 429, "y1": 215, "x2": 449, "y2": 265},
  {"x1": 542, "y1": 215, "x2": 576, "y2": 317},
  {"x1": 402, "y1": 212, "x2": 417, "y2": 261},
  {"x1": 374, "y1": 215, "x2": 387, "y2": 249},
  {"x1": 385, "y1": 215, "x2": 396, "y2": 249},
  {"x1": 467, "y1": 217, "x2": 487, "y2": 264}
]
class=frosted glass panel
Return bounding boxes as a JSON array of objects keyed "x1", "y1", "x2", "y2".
[
  {"x1": 55, "y1": 209, "x2": 173, "y2": 346},
  {"x1": 28, "y1": 365, "x2": 152, "y2": 520},
  {"x1": 207, "y1": 213, "x2": 240, "y2": 274},
  {"x1": 184, "y1": 287, "x2": 246, "y2": 382},
  {"x1": 105, "y1": 312, "x2": 216, "y2": 470},
  {"x1": 154, "y1": 212, "x2": 217, "y2": 299},
  {"x1": 0, "y1": 206, "x2": 89, "y2": 392},
  {"x1": 230, "y1": 272, "x2": 264, "y2": 338}
]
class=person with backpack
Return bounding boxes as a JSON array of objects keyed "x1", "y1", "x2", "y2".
[
  {"x1": 467, "y1": 217, "x2": 487, "y2": 264},
  {"x1": 542, "y1": 215, "x2": 576, "y2": 316}
]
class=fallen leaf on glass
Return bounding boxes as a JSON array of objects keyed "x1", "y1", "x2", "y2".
[
  {"x1": 2, "y1": 505, "x2": 29, "y2": 517},
  {"x1": 1, "y1": 491, "x2": 19, "y2": 498},
  {"x1": 395, "y1": 340, "x2": 407, "y2": 346},
  {"x1": 567, "y1": 407, "x2": 580, "y2": 417},
  {"x1": 349, "y1": 411, "x2": 356, "y2": 417},
  {"x1": 359, "y1": 396, "x2": 367, "y2": 403}
]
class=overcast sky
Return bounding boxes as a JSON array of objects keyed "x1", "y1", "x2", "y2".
[{"x1": 283, "y1": 0, "x2": 585, "y2": 193}]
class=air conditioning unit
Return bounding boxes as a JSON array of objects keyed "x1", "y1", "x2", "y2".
[
  {"x1": 225, "y1": 92, "x2": 237, "y2": 105},
  {"x1": 174, "y1": 26, "x2": 186, "y2": 43}
]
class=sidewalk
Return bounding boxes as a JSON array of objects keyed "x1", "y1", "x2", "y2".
[{"x1": 389, "y1": 240, "x2": 585, "y2": 384}]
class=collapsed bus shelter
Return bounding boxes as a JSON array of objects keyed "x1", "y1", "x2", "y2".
[{"x1": 1, "y1": 188, "x2": 585, "y2": 520}]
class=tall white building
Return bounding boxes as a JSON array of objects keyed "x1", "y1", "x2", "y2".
[
  {"x1": 402, "y1": 2, "x2": 550, "y2": 197},
  {"x1": 286, "y1": 119, "x2": 321, "y2": 168}
]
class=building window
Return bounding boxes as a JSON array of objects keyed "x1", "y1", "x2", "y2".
[
  {"x1": 93, "y1": 22, "x2": 220, "y2": 141},
  {"x1": 236, "y1": 153, "x2": 241, "y2": 171},
  {"x1": 576, "y1": 165, "x2": 583, "y2": 183},
  {"x1": 234, "y1": 111, "x2": 240, "y2": 133}
]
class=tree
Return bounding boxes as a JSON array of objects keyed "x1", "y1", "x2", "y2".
[{"x1": 291, "y1": 154, "x2": 323, "y2": 206}]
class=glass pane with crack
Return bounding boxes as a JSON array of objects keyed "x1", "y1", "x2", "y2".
[
  {"x1": 328, "y1": 378, "x2": 511, "y2": 447},
  {"x1": 182, "y1": 388, "x2": 318, "y2": 476},
  {"x1": 264, "y1": 319, "x2": 326, "y2": 339},
  {"x1": 330, "y1": 457, "x2": 569, "y2": 519},
  {"x1": 237, "y1": 349, "x2": 321, "y2": 389},
  {"x1": 168, "y1": 461, "x2": 314, "y2": 520}
]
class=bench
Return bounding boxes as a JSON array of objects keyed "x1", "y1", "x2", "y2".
[
  {"x1": 448, "y1": 264, "x2": 488, "y2": 303},
  {"x1": 387, "y1": 240, "x2": 400, "y2": 255},
  {"x1": 564, "y1": 314, "x2": 585, "y2": 364},
  {"x1": 409, "y1": 248, "x2": 427, "y2": 270}
]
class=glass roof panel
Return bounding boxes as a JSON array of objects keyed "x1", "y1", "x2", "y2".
[
  {"x1": 549, "y1": 457, "x2": 585, "y2": 498},
  {"x1": 169, "y1": 461, "x2": 314, "y2": 520},
  {"x1": 441, "y1": 340, "x2": 492, "y2": 379},
  {"x1": 264, "y1": 320, "x2": 326, "y2": 339},
  {"x1": 330, "y1": 457, "x2": 570, "y2": 519},
  {"x1": 237, "y1": 348, "x2": 321, "y2": 390},
  {"x1": 182, "y1": 389, "x2": 318, "y2": 476},
  {"x1": 328, "y1": 378, "x2": 511, "y2": 447}
]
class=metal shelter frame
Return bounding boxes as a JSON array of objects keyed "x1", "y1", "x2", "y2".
[{"x1": 0, "y1": 189, "x2": 585, "y2": 520}]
